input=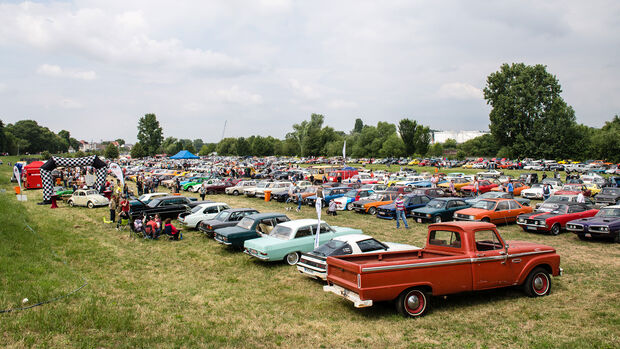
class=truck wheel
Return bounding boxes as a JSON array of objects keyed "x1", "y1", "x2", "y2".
[
  {"x1": 233, "y1": 190, "x2": 239, "y2": 196},
  {"x1": 87, "y1": 201, "x2": 94, "y2": 209},
  {"x1": 68, "y1": 200, "x2": 75, "y2": 207},
  {"x1": 523, "y1": 267, "x2": 551, "y2": 297},
  {"x1": 285, "y1": 252, "x2": 300, "y2": 265},
  {"x1": 396, "y1": 288, "x2": 428, "y2": 318},
  {"x1": 550, "y1": 223, "x2": 560, "y2": 236},
  {"x1": 433, "y1": 215, "x2": 442, "y2": 223},
  {"x1": 346, "y1": 202, "x2": 354, "y2": 211},
  {"x1": 368, "y1": 207, "x2": 377, "y2": 215}
]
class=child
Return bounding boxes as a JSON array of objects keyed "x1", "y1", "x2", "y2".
[{"x1": 327, "y1": 200, "x2": 337, "y2": 216}]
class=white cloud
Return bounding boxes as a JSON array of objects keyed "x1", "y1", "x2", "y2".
[
  {"x1": 289, "y1": 79, "x2": 321, "y2": 100},
  {"x1": 59, "y1": 98, "x2": 83, "y2": 109},
  {"x1": 215, "y1": 86, "x2": 263, "y2": 105},
  {"x1": 37, "y1": 64, "x2": 97, "y2": 80},
  {"x1": 0, "y1": 3, "x2": 254, "y2": 76},
  {"x1": 437, "y1": 82, "x2": 484, "y2": 100},
  {"x1": 328, "y1": 99, "x2": 358, "y2": 109}
]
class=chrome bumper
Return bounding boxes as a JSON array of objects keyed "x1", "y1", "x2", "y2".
[{"x1": 323, "y1": 284, "x2": 372, "y2": 308}]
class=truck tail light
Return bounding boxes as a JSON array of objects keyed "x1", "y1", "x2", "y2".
[{"x1": 357, "y1": 274, "x2": 361, "y2": 288}]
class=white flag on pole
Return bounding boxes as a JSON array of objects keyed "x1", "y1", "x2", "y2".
[
  {"x1": 109, "y1": 163, "x2": 124, "y2": 188},
  {"x1": 13, "y1": 165, "x2": 22, "y2": 189},
  {"x1": 314, "y1": 199, "x2": 322, "y2": 249},
  {"x1": 342, "y1": 140, "x2": 346, "y2": 162}
]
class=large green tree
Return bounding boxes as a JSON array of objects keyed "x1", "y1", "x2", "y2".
[
  {"x1": 130, "y1": 142, "x2": 147, "y2": 158},
  {"x1": 137, "y1": 113, "x2": 163, "y2": 156},
  {"x1": 104, "y1": 143, "x2": 119, "y2": 159},
  {"x1": 484, "y1": 63, "x2": 579, "y2": 158}
]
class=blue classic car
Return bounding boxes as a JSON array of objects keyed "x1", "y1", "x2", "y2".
[
  {"x1": 243, "y1": 219, "x2": 362, "y2": 265},
  {"x1": 376, "y1": 194, "x2": 431, "y2": 219},
  {"x1": 305, "y1": 187, "x2": 350, "y2": 207},
  {"x1": 410, "y1": 197, "x2": 471, "y2": 223},
  {"x1": 566, "y1": 205, "x2": 620, "y2": 242}
]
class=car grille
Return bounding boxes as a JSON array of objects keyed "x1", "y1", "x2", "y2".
[
  {"x1": 589, "y1": 226, "x2": 609, "y2": 233},
  {"x1": 377, "y1": 208, "x2": 391, "y2": 216},
  {"x1": 412, "y1": 212, "x2": 427, "y2": 219},
  {"x1": 566, "y1": 223, "x2": 584, "y2": 231},
  {"x1": 454, "y1": 213, "x2": 471, "y2": 220}
]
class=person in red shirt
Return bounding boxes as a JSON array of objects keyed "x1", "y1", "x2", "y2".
[
  {"x1": 119, "y1": 195, "x2": 130, "y2": 219},
  {"x1": 163, "y1": 218, "x2": 182, "y2": 240}
]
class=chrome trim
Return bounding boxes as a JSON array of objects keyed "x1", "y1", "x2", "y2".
[
  {"x1": 361, "y1": 250, "x2": 555, "y2": 272},
  {"x1": 214, "y1": 236, "x2": 232, "y2": 245},
  {"x1": 296, "y1": 262, "x2": 325, "y2": 273},
  {"x1": 512, "y1": 258, "x2": 522, "y2": 263}
]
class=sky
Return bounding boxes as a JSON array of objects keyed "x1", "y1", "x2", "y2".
[{"x1": 0, "y1": 0, "x2": 618, "y2": 144}]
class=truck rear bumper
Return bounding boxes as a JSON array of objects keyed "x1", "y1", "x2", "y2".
[{"x1": 323, "y1": 284, "x2": 372, "y2": 308}]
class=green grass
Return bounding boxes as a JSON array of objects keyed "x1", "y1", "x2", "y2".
[{"x1": 1, "y1": 156, "x2": 619, "y2": 348}]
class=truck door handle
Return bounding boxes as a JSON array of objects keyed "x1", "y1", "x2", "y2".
[{"x1": 476, "y1": 253, "x2": 485, "y2": 257}]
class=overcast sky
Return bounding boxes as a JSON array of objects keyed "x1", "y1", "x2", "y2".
[{"x1": 0, "y1": 0, "x2": 618, "y2": 144}]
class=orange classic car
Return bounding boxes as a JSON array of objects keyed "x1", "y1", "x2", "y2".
[
  {"x1": 454, "y1": 198, "x2": 533, "y2": 224},
  {"x1": 351, "y1": 192, "x2": 399, "y2": 215},
  {"x1": 490, "y1": 182, "x2": 530, "y2": 196}
]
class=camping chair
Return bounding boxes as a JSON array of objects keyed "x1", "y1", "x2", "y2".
[{"x1": 116, "y1": 218, "x2": 130, "y2": 232}]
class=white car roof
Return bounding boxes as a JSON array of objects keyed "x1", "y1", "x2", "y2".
[
  {"x1": 278, "y1": 219, "x2": 327, "y2": 229},
  {"x1": 331, "y1": 234, "x2": 373, "y2": 243},
  {"x1": 197, "y1": 202, "x2": 228, "y2": 208}
]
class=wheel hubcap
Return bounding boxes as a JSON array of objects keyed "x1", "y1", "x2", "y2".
[
  {"x1": 406, "y1": 295, "x2": 420, "y2": 309},
  {"x1": 534, "y1": 276, "x2": 544, "y2": 290}
]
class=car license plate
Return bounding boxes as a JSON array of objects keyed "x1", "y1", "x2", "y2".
[
  {"x1": 527, "y1": 226, "x2": 536, "y2": 230},
  {"x1": 585, "y1": 233, "x2": 591, "y2": 237},
  {"x1": 417, "y1": 218, "x2": 422, "y2": 223}
]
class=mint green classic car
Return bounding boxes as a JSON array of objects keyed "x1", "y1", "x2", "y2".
[{"x1": 243, "y1": 219, "x2": 362, "y2": 265}]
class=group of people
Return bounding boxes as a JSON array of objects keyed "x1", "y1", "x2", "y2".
[{"x1": 131, "y1": 215, "x2": 182, "y2": 240}]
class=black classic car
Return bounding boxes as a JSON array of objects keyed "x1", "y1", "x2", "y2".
[
  {"x1": 198, "y1": 208, "x2": 260, "y2": 238},
  {"x1": 129, "y1": 196, "x2": 209, "y2": 221},
  {"x1": 214, "y1": 213, "x2": 291, "y2": 249},
  {"x1": 595, "y1": 187, "x2": 620, "y2": 206},
  {"x1": 566, "y1": 205, "x2": 620, "y2": 242}
]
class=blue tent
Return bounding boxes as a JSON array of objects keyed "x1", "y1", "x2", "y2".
[{"x1": 169, "y1": 150, "x2": 200, "y2": 159}]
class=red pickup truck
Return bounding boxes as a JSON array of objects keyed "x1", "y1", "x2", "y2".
[{"x1": 323, "y1": 221, "x2": 562, "y2": 317}]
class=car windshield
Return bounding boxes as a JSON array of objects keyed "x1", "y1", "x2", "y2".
[
  {"x1": 313, "y1": 239, "x2": 347, "y2": 257},
  {"x1": 601, "y1": 188, "x2": 620, "y2": 195},
  {"x1": 214, "y1": 211, "x2": 230, "y2": 221},
  {"x1": 537, "y1": 204, "x2": 567, "y2": 214},
  {"x1": 366, "y1": 193, "x2": 381, "y2": 201},
  {"x1": 562, "y1": 185, "x2": 579, "y2": 191},
  {"x1": 147, "y1": 200, "x2": 160, "y2": 208},
  {"x1": 237, "y1": 217, "x2": 255, "y2": 230},
  {"x1": 597, "y1": 208, "x2": 620, "y2": 217},
  {"x1": 478, "y1": 192, "x2": 498, "y2": 199},
  {"x1": 472, "y1": 200, "x2": 496, "y2": 210},
  {"x1": 545, "y1": 196, "x2": 572, "y2": 203},
  {"x1": 137, "y1": 195, "x2": 149, "y2": 201},
  {"x1": 530, "y1": 183, "x2": 543, "y2": 189},
  {"x1": 269, "y1": 225, "x2": 293, "y2": 239},
  {"x1": 344, "y1": 190, "x2": 358, "y2": 198},
  {"x1": 426, "y1": 200, "x2": 446, "y2": 209}
]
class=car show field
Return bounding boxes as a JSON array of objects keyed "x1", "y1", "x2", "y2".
[{"x1": 1, "y1": 158, "x2": 619, "y2": 348}]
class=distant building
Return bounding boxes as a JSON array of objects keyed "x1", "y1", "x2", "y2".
[
  {"x1": 431, "y1": 130, "x2": 489, "y2": 144},
  {"x1": 79, "y1": 140, "x2": 97, "y2": 152}
]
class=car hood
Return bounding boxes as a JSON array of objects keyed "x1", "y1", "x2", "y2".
[
  {"x1": 411, "y1": 206, "x2": 443, "y2": 214},
  {"x1": 522, "y1": 212, "x2": 560, "y2": 220},
  {"x1": 379, "y1": 203, "x2": 396, "y2": 210},
  {"x1": 568, "y1": 216, "x2": 620, "y2": 226}
]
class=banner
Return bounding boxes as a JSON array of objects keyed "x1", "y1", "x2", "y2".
[
  {"x1": 342, "y1": 140, "x2": 346, "y2": 162},
  {"x1": 109, "y1": 163, "x2": 124, "y2": 188},
  {"x1": 314, "y1": 199, "x2": 322, "y2": 249},
  {"x1": 13, "y1": 165, "x2": 22, "y2": 189}
]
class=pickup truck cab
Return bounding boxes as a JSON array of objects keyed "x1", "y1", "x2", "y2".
[{"x1": 324, "y1": 221, "x2": 562, "y2": 317}]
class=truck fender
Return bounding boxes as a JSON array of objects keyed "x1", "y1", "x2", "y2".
[
  {"x1": 516, "y1": 261, "x2": 553, "y2": 285},
  {"x1": 395, "y1": 283, "x2": 433, "y2": 300}
]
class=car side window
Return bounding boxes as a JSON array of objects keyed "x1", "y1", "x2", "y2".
[
  {"x1": 357, "y1": 239, "x2": 387, "y2": 252},
  {"x1": 569, "y1": 205, "x2": 585, "y2": 213},
  {"x1": 496, "y1": 201, "x2": 509, "y2": 211},
  {"x1": 420, "y1": 196, "x2": 430, "y2": 204},
  {"x1": 428, "y1": 230, "x2": 461, "y2": 248},
  {"x1": 204, "y1": 206, "x2": 219, "y2": 214},
  {"x1": 296, "y1": 226, "x2": 312, "y2": 238},
  {"x1": 446, "y1": 201, "x2": 456, "y2": 208},
  {"x1": 508, "y1": 201, "x2": 521, "y2": 209},
  {"x1": 275, "y1": 216, "x2": 290, "y2": 223},
  {"x1": 475, "y1": 230, "x2": 503, "y2": 251},
  {"x1": 229, "y1": 212, "x2": 239, "y2": 221},
  {"x1": 455, "y1": 200, "x2": 467, "y2": 206}
]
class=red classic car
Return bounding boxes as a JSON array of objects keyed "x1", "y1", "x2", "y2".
[
  {"x1": 324, "y1": 221, "x2": 562, "y2": 317},
  {"x1": 460, "y1": 180, "x2": 498, "y2": 196},
  {"x1": 554, "y1": 184, "x2": 592, "y2": 197},
  {"x1": 517, "y1": 202, "x2": 598, "y2": 235}
]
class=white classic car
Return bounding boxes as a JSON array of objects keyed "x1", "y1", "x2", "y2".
[
  {"x1": 177, "y1": 202, "x2": 231, "y2": 229},
  {"x1": 225, "y1": 180, "x2": 258, "y2": 195},
  {"x1": 296, "y1": 234, "x2": 419, "y2": 280},
  {"x1": 521, "y1": 183, "x2": 560, "y2": 199},
  {"x1": 67, "y1": 189, "x2": 110, "y2": 208}
]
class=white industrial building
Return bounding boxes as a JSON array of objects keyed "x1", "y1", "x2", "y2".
[{"x1": 431, "y1": 130, "x2": 489, "y2": 144}]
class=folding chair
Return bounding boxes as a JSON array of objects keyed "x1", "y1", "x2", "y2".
[{"x1": 116, "y1": 218, "x2": 130, "y2": 232}]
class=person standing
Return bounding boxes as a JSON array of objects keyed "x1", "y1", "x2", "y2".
[
  {"x1": 576, "y1": 190, "x2": 586, "y2": 203},
  {"x1": 449, "y1": 179, "x2": 456, "y2": 196},
  {"x1": 199, "y1": 182, "x2": 207, "y2": 201},
  {"x1": 473, "y1": 178, "x2": 479, "y2": 197},
  {"x1": 542, "y1": 183, "x2": 551, "y2": 201},
  {"x1": 108, "y1": 194, "x2": 118, "y2": 223},
  {"x1": 394, "y1": 194, "x2": 409, "y2": 229},
  {"x1": 507, "y1": 180, "x2": 514, "y2": 198}
]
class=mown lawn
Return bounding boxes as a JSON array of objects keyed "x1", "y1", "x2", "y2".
[{"x1": 1, "y1": 158, "x2": 619, "y2": 348}]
